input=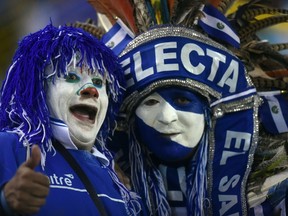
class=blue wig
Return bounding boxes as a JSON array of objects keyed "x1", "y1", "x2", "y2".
[{"x1": 0, "y1": 23, "x2": 125, "y2": 153}]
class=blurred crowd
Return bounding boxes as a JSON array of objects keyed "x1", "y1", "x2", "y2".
[{"x1": 0, "y1": 0, "x2": 97, "y2": 81}]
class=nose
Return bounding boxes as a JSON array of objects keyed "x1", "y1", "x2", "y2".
[
  {"x1": 157, "y1": 102, "x2": 178, "y2": 124},
  {"x1": 80, "y1": 87, "x2": 99, "y2": 98}
]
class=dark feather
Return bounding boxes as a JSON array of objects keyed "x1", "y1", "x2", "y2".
[
  {"x1": 215, "y1": 0, "x2": 236, "y2": 14},
  {"x1": 239, "y1": 15, "x2": 288, "y2": 43},
  {"x1": 171, "y1": 0, "x2": 207, "y2": 26},
  {"x1": 132, "y1": 0, "x2": 153, "y2": 33}
]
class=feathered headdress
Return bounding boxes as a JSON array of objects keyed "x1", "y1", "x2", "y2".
[
  {"x1": 88, "y1": 0, "x2": 288, "y2": 86},
  {"x1": 212, "y1": 0, "x2": 288, "y2": 198},
  {"x1": 88, "y1": 0, "x2": 209, "y2": 33},
  {"x1": 88, "y1": 0, "x2": 288, "y2": 215},
  {"x1": 214, "y1": 0, "x2": 288, "y2": 87}
]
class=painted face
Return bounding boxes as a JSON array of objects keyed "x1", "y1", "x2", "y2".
[
  {"x1": 46, "y1": 63, "x2": 108, "y2": 151},
  {"x1": 135, "y1": 88, "x2": 205, "y2": 162}
]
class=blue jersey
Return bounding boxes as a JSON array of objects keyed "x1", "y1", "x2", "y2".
[{"x1": 0, "y1": 132, "x2": 131, "y2": 216}]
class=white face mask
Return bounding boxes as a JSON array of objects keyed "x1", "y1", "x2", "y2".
[
  {"x1": 135, "y1": 88, "x2": 206, "y2": 162},
  {"x1": 46, "y1": 64, "x2": 108, "y2": 151}
]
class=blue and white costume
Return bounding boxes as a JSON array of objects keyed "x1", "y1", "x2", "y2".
[
  {"x1": 109, "y1": 26, "x2": 261, "y2": 216},
  {"x1": 0, "y1": 130, "x2": 128, "y2": 216},
  {"x1": 0, "y1": 24, "x2": 142, "y2": 215}
]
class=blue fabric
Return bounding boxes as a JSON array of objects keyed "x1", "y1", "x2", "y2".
[
  {"x1": 197, "y1": 4, "x2": 240, "y2": 48},
  {"x1": 259, "y1": 93, "x2": 288, "y2": 134},
  {"x1": 249, "y1": 199, "x2": 273, "y2": 216},
  {"x1": 101, "y1": 19, "x2": 134, "y2": 56},
  {"x1": 119, "y1": 35, "x2": 254, "y2": 99},
  {"x1": 0, "y1": 132, "x2": 131, "y2": 216},
  {"x1": 159, "y1": 165, "x2": 187, "y2": 214},
  {"x1": 211, "y1": 108, "x2": 255, "y2": 216},
  {"x1": 268, "y1": 179, "x2": 288, "y2": 208}
]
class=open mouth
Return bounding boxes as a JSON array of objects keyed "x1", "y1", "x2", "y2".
[
  {"x1": 70, "y1": 105, "x2": 97, "y2": 124},
  {"x1": 160, "y1": 132, "x2": 180, "y2": 138}
]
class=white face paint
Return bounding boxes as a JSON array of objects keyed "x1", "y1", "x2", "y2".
[
  {"x1": 46, "y1": 64, "x2": 108, "y2": 151},
  {"x1": 135, "y1": 89, "x2": 205, "y2": 149}
]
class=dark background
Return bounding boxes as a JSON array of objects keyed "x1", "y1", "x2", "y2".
[{"x1": 0, "y1": 0, "x2": 97, "y2": 82}]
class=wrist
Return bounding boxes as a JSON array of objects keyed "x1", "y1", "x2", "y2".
[{"x1": 0, "y1": 187, "x2": 18, "y2": 216}]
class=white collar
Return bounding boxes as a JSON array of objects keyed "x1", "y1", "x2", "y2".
[{"x1": 50, "y1": 117, "x2": 109, "y2": 166}]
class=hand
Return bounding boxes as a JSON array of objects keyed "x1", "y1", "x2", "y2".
[{"x1": 3, "y1": 145, "x2": 50, "y2": 214}]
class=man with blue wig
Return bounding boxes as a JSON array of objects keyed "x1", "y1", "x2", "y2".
[{"x1": 0, "y1": 23, "x2": 142, "y2": 215}]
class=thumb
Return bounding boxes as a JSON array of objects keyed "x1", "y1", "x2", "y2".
[{"x1": 24, "y1": 145, "x2": 42, "y2": 170}]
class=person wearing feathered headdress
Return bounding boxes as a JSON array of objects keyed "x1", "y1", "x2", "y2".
[
  {"x1": 115, "y1": 26, "x2": 260, "y2": 216},
  {"x1": 0, "y1": 23, "x2": 143, "y2": 215},
  {"x1": 89, "y1": 0, "x2": 288, "y2": 215}
]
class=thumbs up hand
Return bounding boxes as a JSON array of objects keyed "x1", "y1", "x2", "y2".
[{"x1": 3, "y1": 145, "x2": 50, "y2": 214}]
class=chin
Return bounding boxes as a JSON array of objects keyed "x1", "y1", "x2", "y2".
[
  {"x1": 70, "y1": 131, "x2": 96, "y2": 150},
  {"x1": 172, "y1": 138, "x2": 199, "y2": 149},
  {"x1": 68, "y1": 119, "x2": 99, "y2": 135},
  {"x1": 73, "y1": 138, "x2": 95, "y2": 150}
]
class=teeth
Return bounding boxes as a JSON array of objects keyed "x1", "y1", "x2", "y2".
[{"x1": 75, "y1": 111, "x2": 89, "y2": 118}]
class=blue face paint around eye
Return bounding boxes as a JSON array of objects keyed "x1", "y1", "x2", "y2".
[
  {"x1": 65, "y1": 72, "x2": 80, "y2": 83},
  {"x1": 135, "y1": 115, "x2": 197, "y2": 162},
  {"x1": 92, "y1": 77, "x2": 103, "y2": 88},
  {"x1": 156, "y1": 88, "x2": 205, "y2": 114}
]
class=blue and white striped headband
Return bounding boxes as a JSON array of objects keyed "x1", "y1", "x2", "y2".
[{"x1": 119, "y1": 26, "x2": 256, "y2": 116}]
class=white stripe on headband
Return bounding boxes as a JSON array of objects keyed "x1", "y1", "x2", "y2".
[{"x1": 210, "y1": 88, "x2": 257, "y2": 107}]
